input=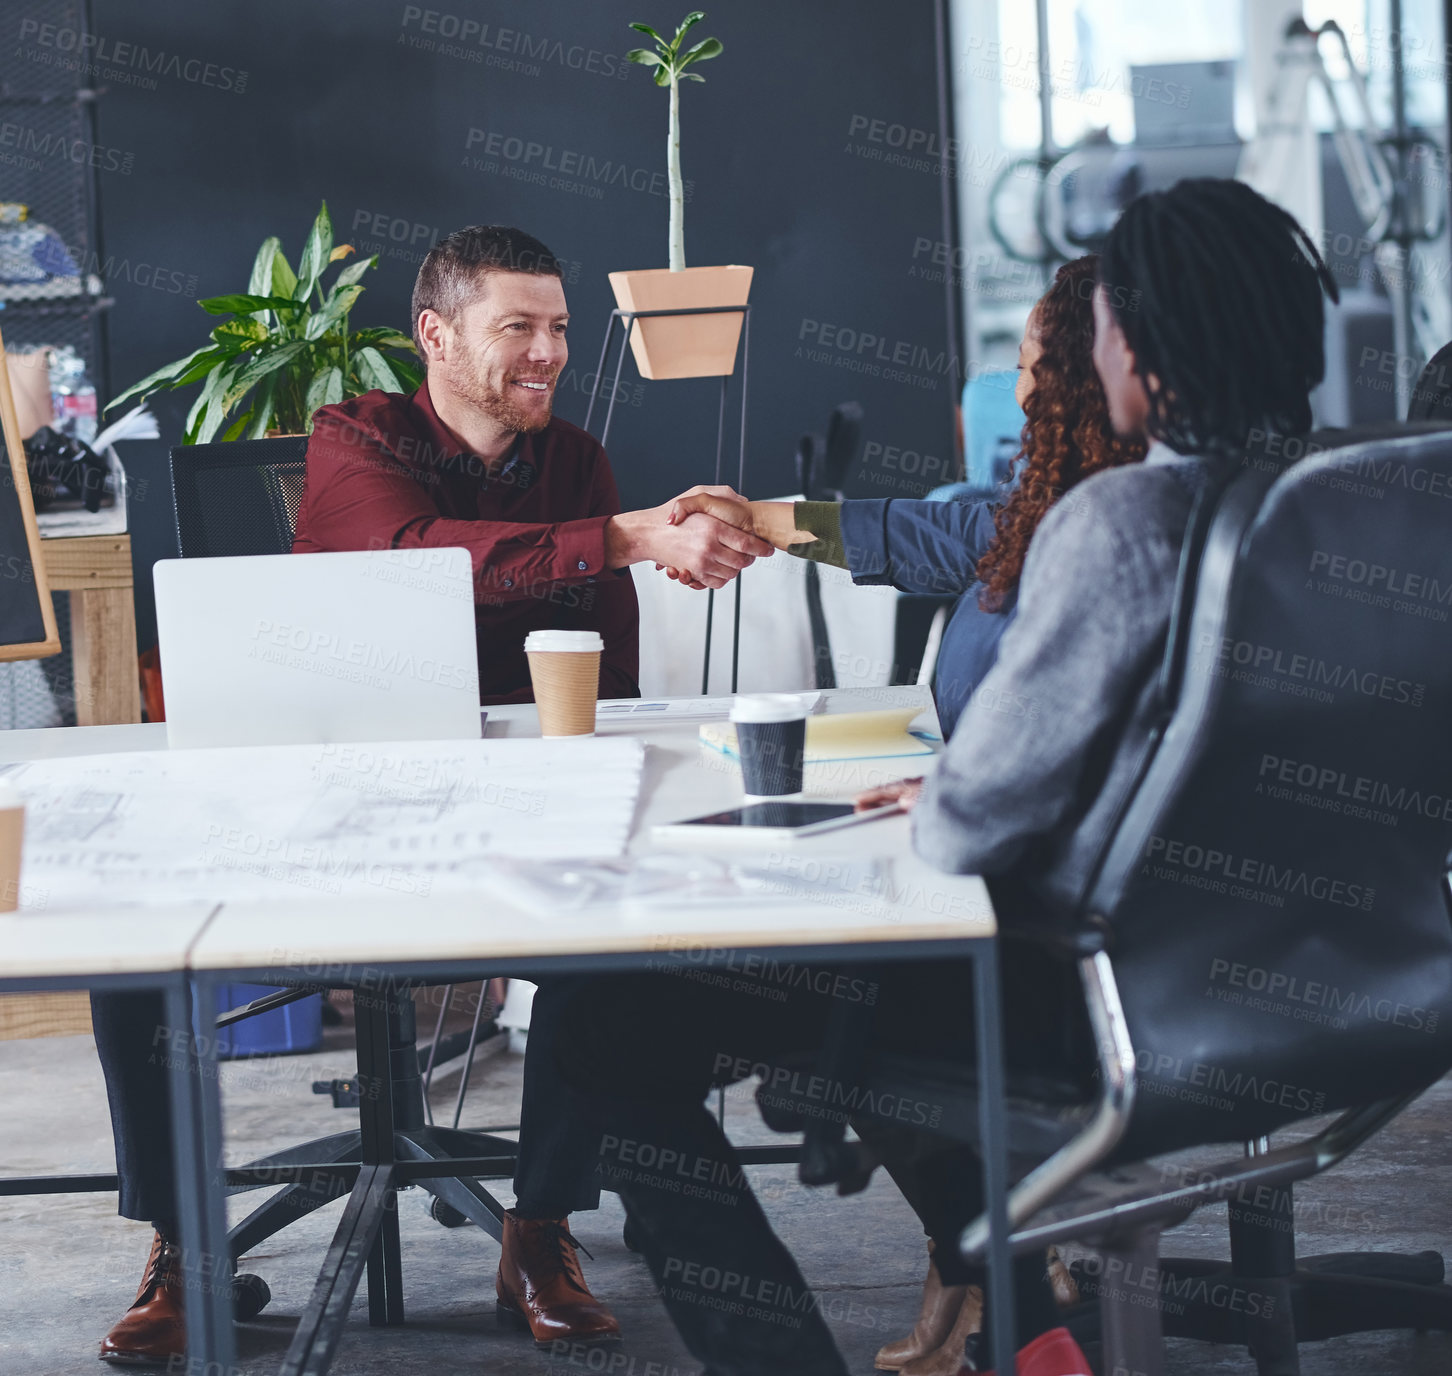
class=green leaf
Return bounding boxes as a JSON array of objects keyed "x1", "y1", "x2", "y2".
[
  {"x1": 244, "y1": 373, "x2": 279, "y2": 439},
  {"x1": 628, "y1": 21, "x2": 666, "y2": 43},
  {"x1": 247, "y1": 236, "x2": 282, "y2": 297},
  {"x1": 171, "y1": 346, "x2": 237, "y2": 388},
  {"x1": 332, "y1": 254, "x2": 377, "y2": 290},
  {"x1": 389, "y1": 354, "x2": 425, "y2": 391},
  {"x1": 351, "y1": 326, "x2": 417, "y2": 352},
  {"x1": 223, "y1": 338, "x2": 314, "y2": 410},
  {"x1": 679, "y1": 36, "x2": 722, "y2": 65},
  {"x1": 655, "y1": 66, "x2": 671, "y2": 85},
  {"x1": 295, "y1": 201, "x2": 334, "y2": 302},
  {"x1": 220, "y1": 411, "x2": 253, "y2": 443},
  {"x1": 185, "y1": 362, "x2": 239, "y2": 443},
  {"x1": 270, "y1": 248, "x2": 297, "y2": 300},
  {"x1": 671, "y1": 11, "x2": 706, "y2": 46},
  {"x1": 199, "y1": 292, "x2": 298, "y2": 316},
  {"x1": 211, "y1": 318, "x2": 269, "y2": 349},
  {"x1": 353, "y1": 346, "x2": 404, "y2": 393},
  {"x1": 105, "y1": 343, "x2": 221, "y2": 410},
  {"x1": 305, "y1": 284, "x2": 363, "y2": 340},
  {"x1": 625, "y1": 47, "x2": 663, "y2": 66},
  {"x1": 680, "y1": 71, "x2": 705, "y2": 80},
  {"x1": 305, "y1": 365, "x2": 344, "y2": 416}
]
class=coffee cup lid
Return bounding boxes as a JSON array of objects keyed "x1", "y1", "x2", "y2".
[
  {"x1": 730, "y1": 693, "x2": 808, "y2": 724},
  {"x1": 524, "y1": 629, "x2": 604, "y2": 653}
]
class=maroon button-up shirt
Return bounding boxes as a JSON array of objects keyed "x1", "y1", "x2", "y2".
[{"x1": 292, "y1": 382, "x2": 639, "y2": 704}]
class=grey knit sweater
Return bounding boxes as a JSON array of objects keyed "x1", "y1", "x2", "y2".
[{"x1": 913, "y1": 446, "x2": 1204, "y2": 913}]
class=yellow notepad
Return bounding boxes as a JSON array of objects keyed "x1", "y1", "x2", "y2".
[{"x1": 699, "y1": 707, "x2": 937, "y2": 763}]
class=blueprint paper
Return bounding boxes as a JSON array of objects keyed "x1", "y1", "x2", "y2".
[{"x1": 1, "y1": 737, "x2": 643, "y2": 908}]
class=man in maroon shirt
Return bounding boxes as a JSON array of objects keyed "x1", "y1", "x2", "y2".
[
  {"x1": 93, "y1": 227, "x2": 773, "y2": 1366},
  {"x1": 292, "y1": 226, "x2": 770, "y2": 703}
]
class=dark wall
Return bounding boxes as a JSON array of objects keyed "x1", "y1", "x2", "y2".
[{"x1": 70, "y1": 0, "x2": 956, "y2": 645}]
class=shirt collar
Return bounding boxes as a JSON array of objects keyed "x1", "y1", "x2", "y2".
[{"x1": 412, "y1": 377, "x2": 532, "y2": 478}]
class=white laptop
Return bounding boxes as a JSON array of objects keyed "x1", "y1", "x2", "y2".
[{"x1": 154, "y1": 548, "x2": 481, "y2": 748}]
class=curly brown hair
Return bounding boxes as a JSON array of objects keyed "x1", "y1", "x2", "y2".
[{"x1": 974, "y1": 255, "x2": 1147, "y2": 611}]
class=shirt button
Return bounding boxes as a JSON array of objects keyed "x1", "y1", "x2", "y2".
[
  {"x1": 577, "y1": 559, "x2": 588, "y2": 571},
  {"x1": 503, "y1": 578, "x2": 513, "y2": 588}
]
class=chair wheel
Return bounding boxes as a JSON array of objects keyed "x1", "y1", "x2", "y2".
[
  {"x1": 232, "y1": 1272, "x2": 271, "y2": 1321},
  {"x1": 429, "y1": 1197, "x2": 470, "y2": 1228},
  {"x1": 621, "y1": 1212, "x2": 646, "y2": 1254}
]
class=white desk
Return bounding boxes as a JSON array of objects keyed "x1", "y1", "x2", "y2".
[{"x1": 0, "y1": 689, "x2": 1015, "y2": 1376}]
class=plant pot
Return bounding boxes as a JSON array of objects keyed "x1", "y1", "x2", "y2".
[{"x1": 608, "y1": 265, "x2": 753, "y2": 380}]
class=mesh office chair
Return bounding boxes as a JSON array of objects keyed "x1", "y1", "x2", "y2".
[{"x1": 761, "y1": 428, "x2": 1452, "y2": 1375}]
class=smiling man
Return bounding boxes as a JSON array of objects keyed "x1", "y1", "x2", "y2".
[{"x1": 292, "y1": 223, "x2": 771, "y2": 700}]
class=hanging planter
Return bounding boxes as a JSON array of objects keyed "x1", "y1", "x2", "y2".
[{"x1": 612, "y1": 11, "x2": 749, "y2": 380}]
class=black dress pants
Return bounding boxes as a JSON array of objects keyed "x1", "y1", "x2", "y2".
[
  {"x1": 91, "y1": 977, "x2": 606, "y2": 1227},
  {"x1": 549, "y1": 954, "x2": 1080, "y2": 1376}
]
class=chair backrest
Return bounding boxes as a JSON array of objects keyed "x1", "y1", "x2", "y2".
[
  {"x1": 1086, "y1": 430, "x2": 1452, "y2": 1156},
  {"x1": 169, "y1": 436, "x2": 309, "y2": 558}
]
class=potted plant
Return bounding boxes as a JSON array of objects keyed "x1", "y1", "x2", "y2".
[
  {"x1": 612, "y1": 10, "x2": 751, "y2": 380},
  {"x1": 107, "y1": 202, "x2": 421, "y2": 441}
]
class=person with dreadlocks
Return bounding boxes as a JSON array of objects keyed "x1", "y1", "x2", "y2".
[
  {"x1": 542, "y1": 180, "x2": 1338, "y2": 1376},
  {"x1": 665, "y1": 254, "x2": 1146, "y2": 744}
]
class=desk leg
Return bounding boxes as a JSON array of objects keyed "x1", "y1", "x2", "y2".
[
  {"x1": 167, "y1": 977, "x2": 236, "y2": 1374},
  {"x1": 70, "y1": 585, "x2": 141, "y2": 726},
  {"x1": 973, "y1": 940, "x2": 1017, "y2": 1376}
]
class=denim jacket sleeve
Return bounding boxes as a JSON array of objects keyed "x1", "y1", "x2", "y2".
[{"x1": 839, "y1": 497, "x2": 1001, "y2": 596}]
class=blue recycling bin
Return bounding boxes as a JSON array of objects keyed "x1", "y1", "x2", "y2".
[{"x1": 192, "y1": 983, "x2": 324, "y2": 1060}]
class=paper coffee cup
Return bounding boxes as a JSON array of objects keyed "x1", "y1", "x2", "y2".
[
  {"x1": 525, "y1": 629, "x2": 604, "y2": 737},
  {"x1": 0, "y1": 781, "x2": 24, "y2": 913},
  {"x1": 731, "y1": 694, "x2": 807, "y2": 798}
]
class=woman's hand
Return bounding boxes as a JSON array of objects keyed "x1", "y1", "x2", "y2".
[{"x1": 854, "y1": 778, "x2": 924, "y2": 813}]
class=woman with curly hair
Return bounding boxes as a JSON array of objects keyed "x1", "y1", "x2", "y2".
[{"x1": 666, "y1": 254, "x2": 1146, "y2": 741}]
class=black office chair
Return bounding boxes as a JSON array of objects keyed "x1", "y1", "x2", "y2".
[{"x1": 761, "y1": 427, "x2": 1452, "y2": 1375}]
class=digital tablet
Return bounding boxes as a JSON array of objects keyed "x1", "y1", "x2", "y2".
[{"x1": 651, "y1": 800, "x2": 901, "y2": 842}]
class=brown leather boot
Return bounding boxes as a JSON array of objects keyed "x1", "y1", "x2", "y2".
[
  {"x1": 99, "y1": 1231, "x2": 186, "y2": 1365},
  {"x1": 495, "y1": 1211, "x2": 622, "y2": 1348},
  {"x1": 875, "y1": 1241, "x2": 971, "y2": 1371},
  {"x1": 899, "y1": 1284, "x2": 984, "y2": 1376}
]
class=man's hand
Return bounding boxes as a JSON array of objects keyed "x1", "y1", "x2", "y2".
[
  {"x1": 651, "y1": 494, "x2": 817, "y2": 589},
  {"x1": 605, "y1": 486, "x2": 775, "y2": 590},
  {"x1": 854, "y1": 778, "x2": 924, "y2": 813},
  {"x1": 668, "y1": 494, "x2": 817, "y2": 550}
]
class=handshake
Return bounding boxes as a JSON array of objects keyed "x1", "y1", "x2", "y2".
[{"x1": 603, "y1": 488, "x2": 817, "y2": 592}]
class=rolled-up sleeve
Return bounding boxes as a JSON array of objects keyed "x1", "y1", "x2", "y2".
[{"x1": 299, "y1": 412, "x2": 611, "y2": 602}]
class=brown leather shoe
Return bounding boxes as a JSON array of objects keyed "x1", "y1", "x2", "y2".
[
  {"x1": 495, "y1": 1211, "x2": 621, "y2": 1348},
  {"x1": 876, "y1": 1241, "x2": 971, "y2": 1371},
  {"x1": 99, "y1": 1232, "x2": 186, "y2": 1366}
]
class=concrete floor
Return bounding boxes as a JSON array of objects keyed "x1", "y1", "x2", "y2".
[{"x1": 3, "y1": 1014, "x2": 1452, "y2": 1376}]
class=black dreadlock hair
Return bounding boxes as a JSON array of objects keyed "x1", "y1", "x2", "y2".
[{"x1": 1097, "y1": 179, "x2": 1339, "y2": 458}]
